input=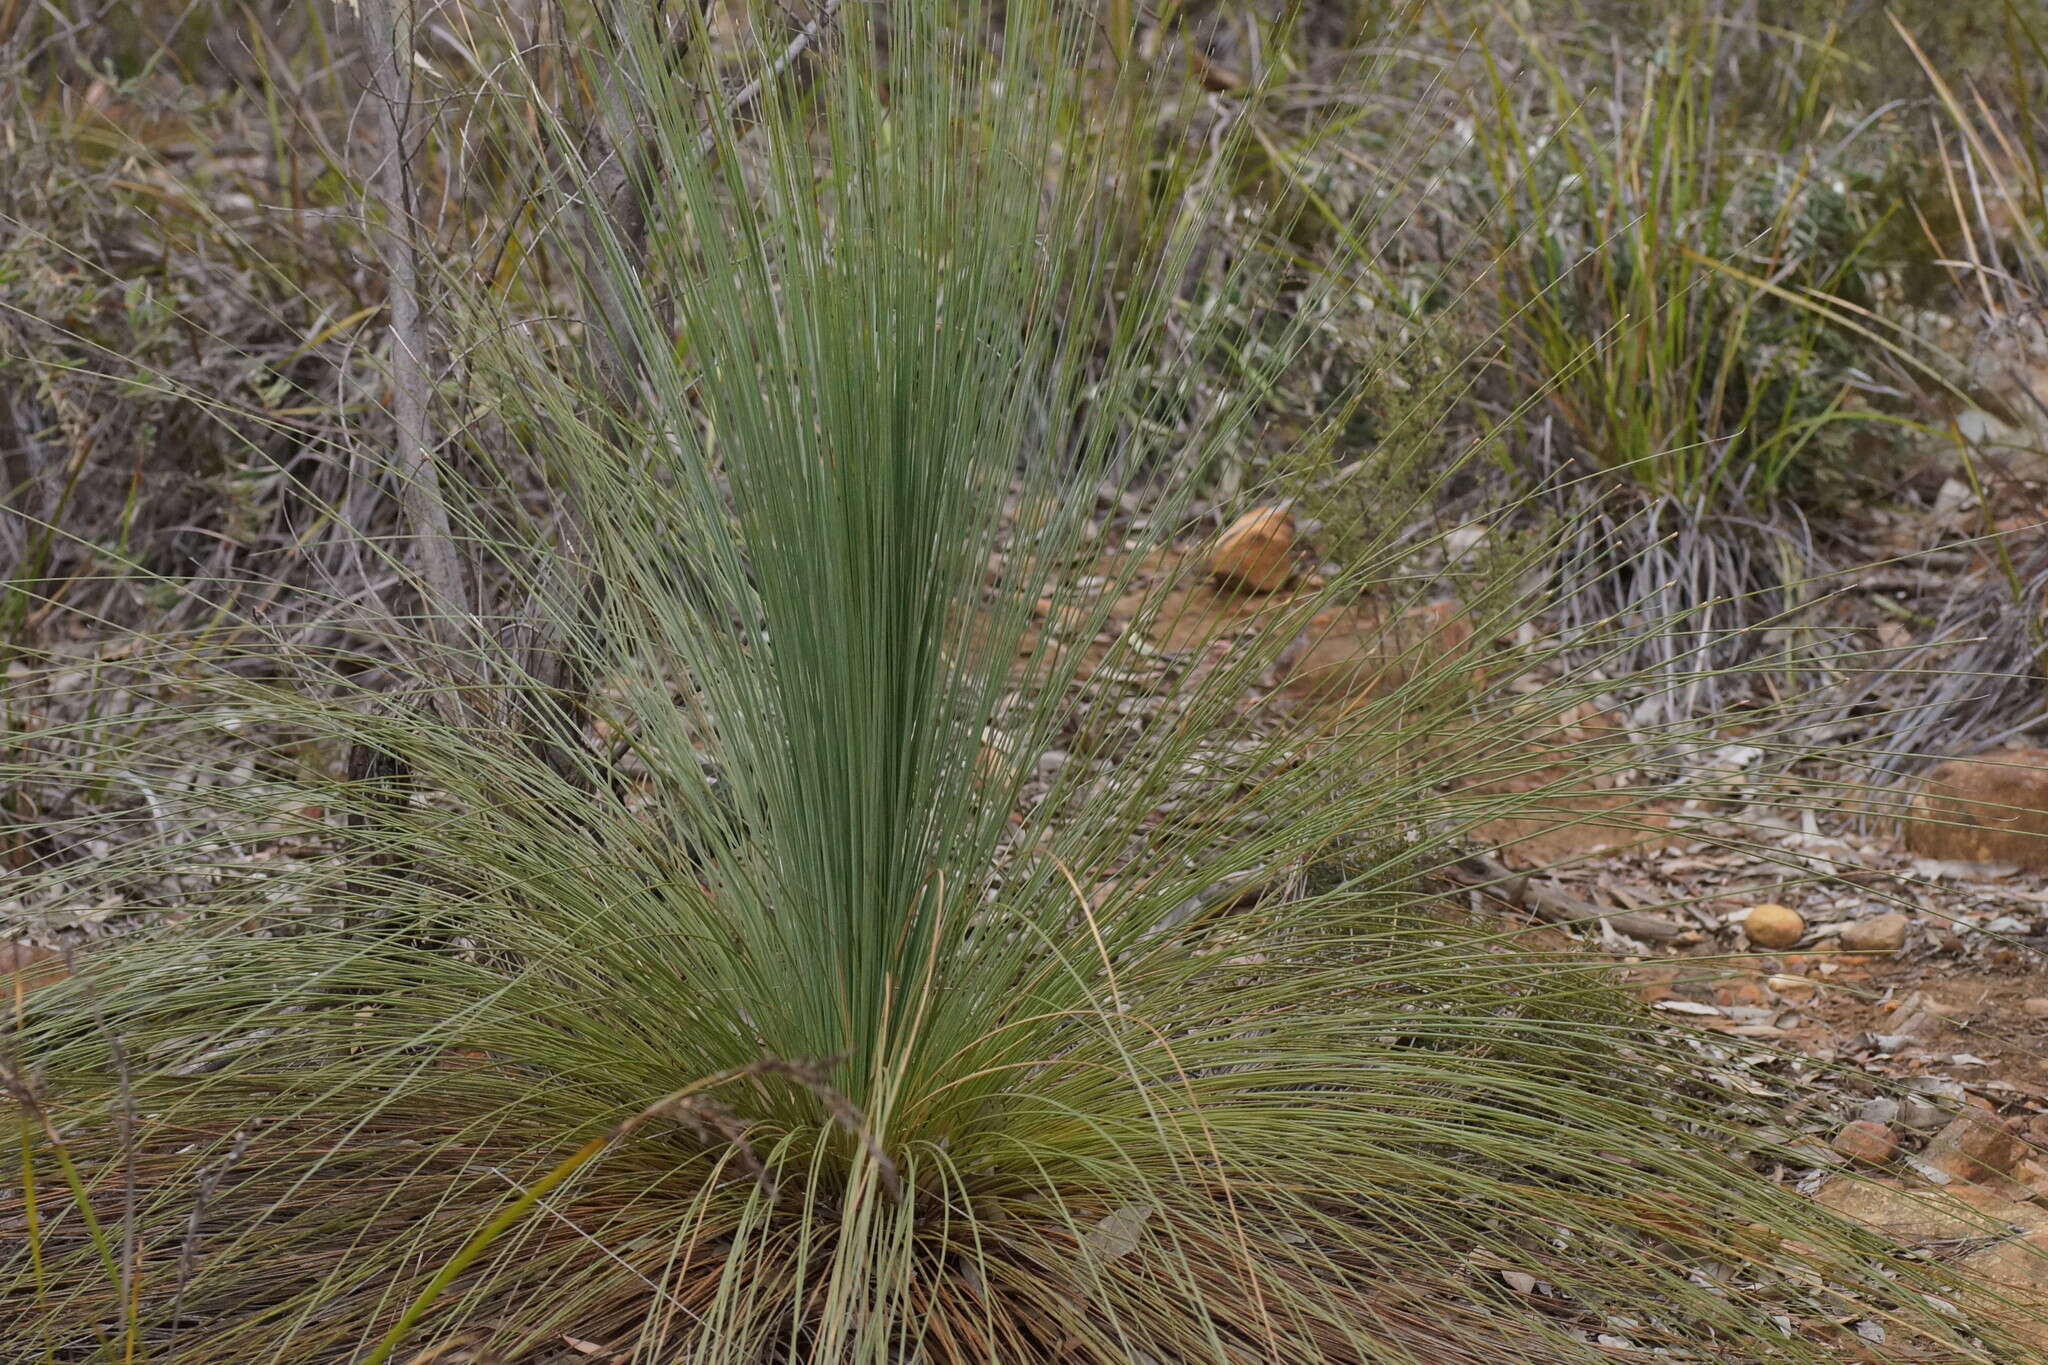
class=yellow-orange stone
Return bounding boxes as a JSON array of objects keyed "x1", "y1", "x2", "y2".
[
  {"x1": 1743, "y1": 903, "x2": 1805, "y2": 949},
  {"x1": 1208, "y1": 505, "x2": 1298, "y2": 594}
]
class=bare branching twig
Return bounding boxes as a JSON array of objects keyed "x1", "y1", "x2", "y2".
[{"x1": 357, "y1": 0, "x2": 477, "y2": 720}]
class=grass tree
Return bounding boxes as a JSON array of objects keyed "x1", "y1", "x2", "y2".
[{"x1": 1, "y1": 2, "x2": 2037, "y2": 1361}]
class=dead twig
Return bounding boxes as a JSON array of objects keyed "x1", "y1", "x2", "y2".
[
  {"x1": 695, "y1": 0, "x2": 847, "y2": 162},
  {"x1": 667, "y1": 1094, "x2": 776, "y2": 1197},
  {"x1": 571, "y1": 0, "x2": 709, "y2": 409},
  {"x1": 169, "y1": 1122, "x2": 259, "y2": 1340},
  {"x1": 356, "y1": 0, "x2": 477, "y2": 722},
  {"x1": 342, "y1": 736, "x2": 416, "y2": 913}
]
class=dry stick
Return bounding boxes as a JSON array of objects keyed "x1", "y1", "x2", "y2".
[
  {"x1": 500, "y1": 561, "x2": 600, "y2": 790},
  {"x1": 358, "y1": 0, "x2": 602, "y2": 816},
  {"x1": 497, "y1": 4, "x2": 719, "y2": 785},
  {"x1": 752, "y1": 1057, "x2": 902, "y2": 1204},
  {"x1": 357, "y1": 0, "x2": 476, "y2": 725},
  {"x1": 694, "y1": 0, "x2": 847, "y2": 162},
  {"x1": 572, "y1": 6, "x2": 681, "y2": 410},
  {"x1": 0, "y1": 1050, "x2": 123, "y2": 1297},
  {"x1": 168, "y1": 1123, "x2": 258, "y2": 1342},
  {"x1": 341, "y1": 736, "x2": 417, "y2": 942}
]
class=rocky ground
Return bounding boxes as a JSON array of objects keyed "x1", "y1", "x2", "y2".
[
  {"x1": 1113, "y1": 500, "x2": 2048, "y2": 1349},
  {"x1": 1569, "y1": 799, "x2": 2048, "y2": 1354}
]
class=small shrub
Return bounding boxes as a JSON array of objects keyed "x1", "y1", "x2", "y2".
[{"x1": 1459, "y1": 11, "x2": 1914, "y2": 508}]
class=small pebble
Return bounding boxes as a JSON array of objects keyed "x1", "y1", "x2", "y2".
[
  {"x1": 1766, "y1": 973, "x2": 1815, "y2": 1001},
  {"x1": 2022, "y1": 997, "x2": 2048, "y2": 1020},
  {"x1": 1207, "y1": 505, "x2": 1298, "y2": 593},
  {"x1": 1713, "y1": 979, "x2": 1768, "y2": 1008},
  {"x1": 1839, "y1": 912, "x2": 1910, "y2": 953}
]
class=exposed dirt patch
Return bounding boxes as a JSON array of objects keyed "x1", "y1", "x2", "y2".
[
  {"x1": 1474, "y1": 796, "x2": 1677, "y2": 868},
  {"x1": 1083, "y1": 545, "x2": 1480, "y2": 710},
  {"x1": 3, "y1": 940, "x2": 69, "y2": 1010}
]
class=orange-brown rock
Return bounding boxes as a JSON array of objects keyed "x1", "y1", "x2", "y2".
[
  {"x1": 1814, "y1": 1177, "x2": 1972, "y2": 1240},
  {"x1": 1949, "y1": 1180, "x2": 2048, "y2": 1353},
  {"x1": 1816, "y1": 1175, "x2": 2047, "y2": 1240},
  {"x1": 1767, "y1": 973, "x2": 1817, "y2": 1003},
  {"x1": 1960, "y1": 1231, "x2": 2048, "y2": 1353},
  {"x1": 1905, "y1": 749, "x2": 2048, "y2": 868},
  {"x1": 1206, "y1": 505, "x2": 1299, "y2": 594},
  {"x1": 1743, "y1": 903, "x2": 1805, "y2": 950},
  {"x1": 1923, "y1": 1108, "x2": 2028, "y2": 1185},
  {"x1": 1811, "y1": 1177, "x2": 2048, "y2": 1348}
]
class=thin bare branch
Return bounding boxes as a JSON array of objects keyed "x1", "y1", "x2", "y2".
[{"x1": 357, "y1": 0, "x2": 477, "y2": 719}]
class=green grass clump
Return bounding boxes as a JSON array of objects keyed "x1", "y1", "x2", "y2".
[
  {"x1": 1, "y1": 3, "x2": 2040, "y2": 1362},
  {"x1": 1458, "y1": 10, "x2": 1912, "y2": 509}
]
